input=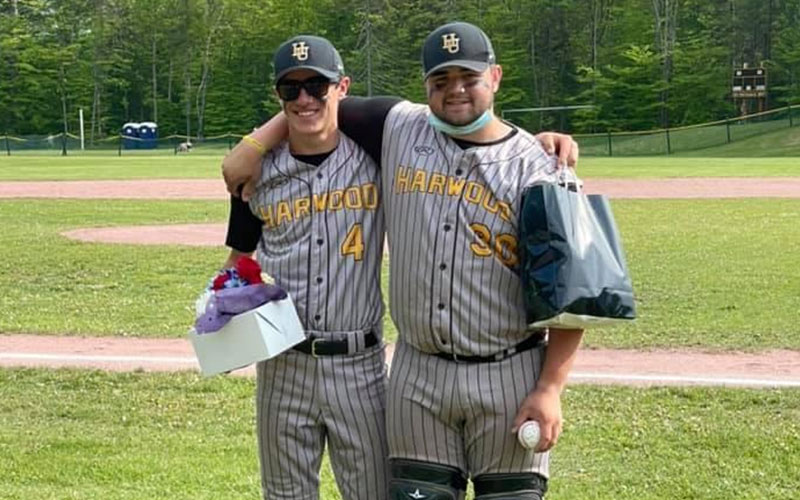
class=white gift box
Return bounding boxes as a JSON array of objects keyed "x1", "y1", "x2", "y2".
[{"x1": 189, "y1": 295, "x2": 305, "y2": 376}]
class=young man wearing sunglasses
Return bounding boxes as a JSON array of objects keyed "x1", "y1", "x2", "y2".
[{"x1": 222, "y1": 35, "x2": 389, "y2": 500}]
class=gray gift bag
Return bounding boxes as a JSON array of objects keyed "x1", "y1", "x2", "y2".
[{"x1": 519, "y1": 178, "x2": 636, "y2": 329}]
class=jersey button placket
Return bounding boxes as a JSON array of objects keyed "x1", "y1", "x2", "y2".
[
  {"x1": 455, "y1": 154, "x2": 470, "y2": 177},
  {"x1": 438, "y1": 155, "x2": 470, "y2": 348},
  {"x1": 310, "y1": 169, "x2": 327, "y2": 328},
  {"x1": 435, "y1": 217, "x2": 455, "y2": 348},
  {"x1": 434, "y1": 158, "x2": 458, "y2": 347}
]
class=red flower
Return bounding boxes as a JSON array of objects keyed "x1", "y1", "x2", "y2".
[
  {"x1": 212, "y1": 273, "x2": 228, "y2": 291},
  {"x1": 236, "y1": 256, "x2": 263, "y2": 284}
]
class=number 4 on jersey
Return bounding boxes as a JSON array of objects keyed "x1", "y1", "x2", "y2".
[{"x1": 341, "y1": 223, "x2": 365, "y2": 261}]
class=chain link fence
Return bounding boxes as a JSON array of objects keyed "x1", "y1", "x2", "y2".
[
  {"x1": 0, "y1": 133, "x2": 241, "y2": 156},
  {"x1": 572, "y1": 104, "x2": 799, "y2": 156},
  {"x1": 2, "y1": 104, "x2": 798, "y2": 157}
]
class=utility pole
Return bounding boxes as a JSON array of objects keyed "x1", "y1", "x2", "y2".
[{"x1": 60, "y1": 64, "x2": 68, "y2": 156}]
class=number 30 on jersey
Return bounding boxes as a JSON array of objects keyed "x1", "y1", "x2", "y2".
[{"x1": 469, "y1": 222, "x2": 518, "y2": 267}]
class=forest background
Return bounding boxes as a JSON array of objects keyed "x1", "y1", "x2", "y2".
[{"x1": 1, "y1": 0, "x2": 798, "y2": 141}]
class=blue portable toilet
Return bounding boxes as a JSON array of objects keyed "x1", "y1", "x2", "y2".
[
  {"x1": 138, "y1": 122, "x2": 158, "y2": 149},
  {"x1": 122, "y1": 122, "x2": 140, "y2": 149}
]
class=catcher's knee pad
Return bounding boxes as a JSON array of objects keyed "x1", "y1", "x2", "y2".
[
  {"x1": 388, "y1": 458, "x2": 467, "y2": 500},
  {"x1": 472, "y1": 473, "x2": 548, "y2": 499}
]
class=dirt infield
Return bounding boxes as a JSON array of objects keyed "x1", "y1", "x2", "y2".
[
  {"x1": 2, "y1": 334, "x2": 799, "y2": 388},
  {"x1": 2, "y1": 177, "x2": 799, "y2": 386},
  {"x1": 62, "y1": 223, "x2": 226, "y2": 247},
  {"x1": 0, "y1": 179, "x2": 225, "y2": 199},
  {"x1": 17, "y1": 177, "x2": 792, "y2": 246},
  {"x1": 3, "y1": 177, "x2": 800, "y2": 200}
]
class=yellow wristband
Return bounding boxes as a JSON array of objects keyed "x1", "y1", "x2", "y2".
[{"x1": 241, "y1": 134, "x2": 266, "y2": 155}]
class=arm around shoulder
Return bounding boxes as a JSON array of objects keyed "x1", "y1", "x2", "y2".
[
  {"x1": 533, "y1": 132, "x2": 580, "y2": 168},
  {"x1": 222, "y1": 114, "x2": 289, "y2": 201}
]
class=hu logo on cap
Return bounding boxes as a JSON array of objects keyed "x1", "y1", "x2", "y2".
[
  {"x1": 292, "y1": 41, "x2": 310, "y2": 61},
  {"x1": 441, "y1": 33, "x2": 460, "y2": 54}
]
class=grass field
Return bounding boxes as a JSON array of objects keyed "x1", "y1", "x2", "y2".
[
  {"x1": 0, "y1": 156, "x2": 221, "y2": 180},
  {"x1": 1, "y1": 152, "x2": 799, "y2": 181},
  {"x1": 576, "y1": 118, "x2": 800, "y2": 158},
  {"x1": 579, "y1": 156, "x2": 799, "y2": 177},
  {"x1": 0, "y1": 200, "x2": 228, "y2": 337},
  {"x1": 1, "y1": 155, "x2": 799, "y2": 499},
  {"x1": 679, "y1": 122, "x2": 800, "y2": 157},
  {"x1": 1, "y1": 369, "x2": 798, "y2": 500},
  {"x1": 1, "y1": 197, "x2": 798, "y2": 349}
]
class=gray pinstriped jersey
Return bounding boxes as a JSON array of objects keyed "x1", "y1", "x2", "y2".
[
  {"x1": 382, "y1": 101, "x2": 558, "y2": 356},
  {"x1": 248, "y1": 133, "x2": 385, "y2": 336},
  {"x1": 248, "y1": 133, "x2": 389, "y2": 499}
]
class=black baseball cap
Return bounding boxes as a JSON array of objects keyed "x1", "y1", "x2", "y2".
[
  {"x1": 273, "y1": 35, "x2": 345, "y2": 82},
  {"x1": 422, "y1": 22, "x2": 496, "y2": 79}
]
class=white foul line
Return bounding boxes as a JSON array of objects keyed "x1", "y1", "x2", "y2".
[{"x1": 2, "y1": 352, "x2": 799, "y2": 387}]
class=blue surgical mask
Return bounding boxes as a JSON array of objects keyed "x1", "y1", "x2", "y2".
[{"x1": 428, "y1": 110, "x2": 492, "y2": 136}]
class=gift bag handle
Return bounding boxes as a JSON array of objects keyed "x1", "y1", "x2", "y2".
[{"x1": 558, "y1": 166, "x2": 583, "y2": 192}]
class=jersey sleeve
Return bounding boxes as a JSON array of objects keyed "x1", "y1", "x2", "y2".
[
  {"x1": 339, "y1": 96, "x2": 403, "y2": 164},
  {"x1": 225, "y1": 195, "x2": 263, "y2": 253}
]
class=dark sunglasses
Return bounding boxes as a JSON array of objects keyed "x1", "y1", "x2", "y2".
[{"x1": 276, "y1": 76, "x2": 337, "y2": 102}]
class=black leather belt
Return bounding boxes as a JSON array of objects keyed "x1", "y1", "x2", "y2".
[
  {"x1": 433, "y1": 333, "x2": 546, "y2": 364},
  {"x1": 294, "y1": 331, "x2": 378, "y2": 357}
]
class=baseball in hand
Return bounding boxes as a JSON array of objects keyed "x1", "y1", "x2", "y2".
[{"x1": 517, "y1": 420, "x2": 541, "y2": 450}]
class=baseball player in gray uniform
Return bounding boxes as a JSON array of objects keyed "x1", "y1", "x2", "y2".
[
  {"x1": 376, "y1": 23, "x2": 584, "y2": 499},
  {"x1": 222, "y1": 35, "x2": 388, "y2": 500},
  {"x1": 222, "y1": 23, "x2": 583, "y2": 500},
  {"x1": 353, "y1": 23, "x2": 583, "y2": 499}
]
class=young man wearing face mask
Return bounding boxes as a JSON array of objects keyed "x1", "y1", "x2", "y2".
[
  {"x1": 368, "y1": 23, "x2": 584, "y2": 500},
  {"x1": 223, "y1": 35, "x2": 389, "y2": 500}
]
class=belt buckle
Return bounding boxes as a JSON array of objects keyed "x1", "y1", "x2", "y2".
[{"x1": 311, "y1": 338, "x2": 325, "y2": 358}]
